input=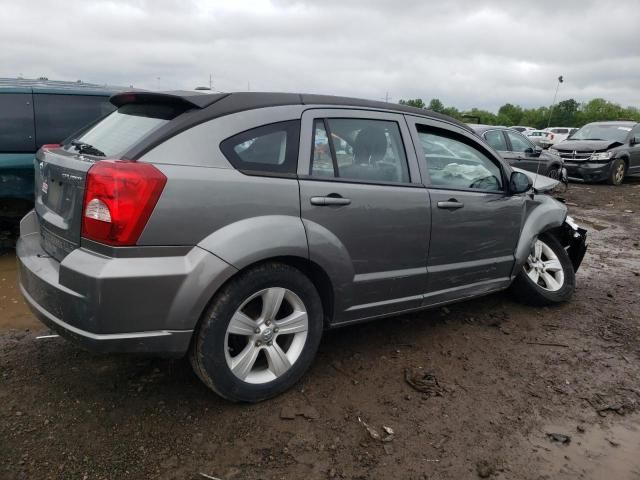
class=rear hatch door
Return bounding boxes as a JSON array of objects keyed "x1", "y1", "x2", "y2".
[{"x1": 35, "y1": 148, "x2": 93, "y2": 261}]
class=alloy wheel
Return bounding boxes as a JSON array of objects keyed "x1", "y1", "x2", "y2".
[
  {"x1": 224, "y1": 287, "x2": 309, "y2": 384},
  {"x1": 524, "y1": 239, "x2": 565, "y2": 292}
]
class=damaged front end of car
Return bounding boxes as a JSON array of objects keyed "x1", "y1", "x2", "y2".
[{"x1": 548, "y1": 216, "x2": 588, "y2": 272}]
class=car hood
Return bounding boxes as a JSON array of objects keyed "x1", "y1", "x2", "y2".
[
  {"x1": 554, "y1": 139, "x2": 622, "y2": 152},
  {"x1": 512, "y1": 167, "x2": 559, "y2": 193}
]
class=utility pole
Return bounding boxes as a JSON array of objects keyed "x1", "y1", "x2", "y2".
[
  {"x1": 209, "y1": 74, "x2": 212, "y2": 90},
  {"x1": 546, "y1": 75, "x2": 564, "y2": 128},
  {"x1": 385, "y1": 91, "x2": 390, "y2": 103}
]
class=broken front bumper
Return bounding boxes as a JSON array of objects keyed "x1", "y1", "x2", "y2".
[{"x1": 561, "y1": 216, "x2": 587, "y2": 272}]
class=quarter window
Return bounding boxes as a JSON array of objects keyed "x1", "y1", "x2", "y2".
[
  {"x1": 506, "y1": 131, "x2": 533, "y2": 153},
  {"x1": 483, "y1": 130, "x2": 507, "y2": 151},
  {"x1": 310, "y1": 118, "x2": 410, "y2": 183},
  {"x1": 0, "y1": 93, "x2": 35, "y2": 152},
  {"x1": 417, "y1": 129, "x2": 503, "y2": 192},
  {"x1": 220, "y1": 120, "x2": 300, "y2": 174},
  {"x1": 34, "y1": 94, "x2": 115, "y2": 146}
]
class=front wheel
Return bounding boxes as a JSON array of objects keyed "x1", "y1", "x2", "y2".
[
  {"x1": 190, "y1": 262, "x2": 324, "y2": 402},
  {"x1": 511, "y1": 233, "x2": 575, "y2": 306},
  {"x1": 608, "y1": 159, "x2": 626, "y2": 185}
]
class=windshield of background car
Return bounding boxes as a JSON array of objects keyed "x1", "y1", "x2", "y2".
[
  {"x1": 63, "y1": 103, "x2": 185, "y2": 157},
  {"x1": 570, "y1": 124, "x2": 632, "y2": 143}
]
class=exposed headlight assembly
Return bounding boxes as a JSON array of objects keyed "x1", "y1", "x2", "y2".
[{"x1": 590, "y1": 151, "x2": 613, "y2": 161}]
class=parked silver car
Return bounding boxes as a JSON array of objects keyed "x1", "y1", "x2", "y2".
[{"x1": 17, "y1": 91, "x2": 587, "y2": 402}]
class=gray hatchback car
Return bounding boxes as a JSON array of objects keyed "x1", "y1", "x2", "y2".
[{"x1": 17, "y1": 91, "x2": 587, "y2": 402}]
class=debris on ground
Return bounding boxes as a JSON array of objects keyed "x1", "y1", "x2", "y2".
[
  {"x1": 357, "y1": 417, "x2": 395, "y2": 442},
  {"x1": 476, "y1": 459, "x2": 494, "y2": 478},
  {"x1": 404, "y1": 368, "x2": 445, "y2": 397},
  {"x1": 546, "y1": 432, "x2": 571, "y2": 444},
  {"x1": 280, "y1": 405, "x2": 320, "y2": 420}
]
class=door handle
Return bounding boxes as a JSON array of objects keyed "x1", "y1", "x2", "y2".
[
  {"x1": 437, "y1": 200, "x2": 464, "y2": 210},
  {"x1": 310, "y1": 195, "x2": 352, "y2": 206}
]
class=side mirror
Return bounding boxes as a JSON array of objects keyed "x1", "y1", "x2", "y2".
[
  {"x1": 509, "y1": 171, "x2": 532, "y2": 194},
  {"x1": 630, "y1": 135, "x2": 640, "y2": 146},
  {"x1": 524, "y1": 147, "x2": 539, "y2": 156}
]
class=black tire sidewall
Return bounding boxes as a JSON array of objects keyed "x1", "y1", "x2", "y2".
[{"x1": 192, "y1": 263, "x2": 323, "y2": 402}]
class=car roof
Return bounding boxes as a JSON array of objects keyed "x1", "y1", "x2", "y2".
[
  {"x1": 110, "y1": 90, "x2": 474, "y2": 132},
  {"x1": 0, "y1": 77, "x2": 124, "y2": 95},
  {"x1": 583, "y1": 120, "x2": 638, "y2": 127},
  {"x1": 467, "y1": 124, "x2": 518, "y2": 133}
]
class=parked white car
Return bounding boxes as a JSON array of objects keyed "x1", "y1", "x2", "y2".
[
  {"x1": 543, "y1": 127, "x2": 578, "y2": 146},
  {"x1": 524, "y1": 130, "x2": 553, "y2": 148},
  {"x1": 510, "y1": 126, "x2": 535, "y2": 133}
]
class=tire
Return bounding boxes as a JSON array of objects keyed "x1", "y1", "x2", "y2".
[
  {"x1": 608, "y1": 159, "x2": 626, "y2": 185},
  {"x1": 511, "y1": 233, "x2": 575, "y2": 306},
  {"x1": 545, "y1": 166, "x2": 561, "y2": 180},
  {"x1": 190, "y1": 262, "x2": 324, "y2": 402}
]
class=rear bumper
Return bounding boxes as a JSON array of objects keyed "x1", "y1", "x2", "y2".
[
  {"x1": 17, "y1": 211, "x2": 237, "y2": 355},
  {"x1": 564, "y1": 161, "x2": 611, "y2": 183}
]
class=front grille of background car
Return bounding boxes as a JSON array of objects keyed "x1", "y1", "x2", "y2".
[{"x1": 557, "y1": 151, "x2": 594, "y2": 161}]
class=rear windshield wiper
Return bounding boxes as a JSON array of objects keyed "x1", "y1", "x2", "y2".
[{"x1": 70, "y1": 140, "x2": 106, "y2": 157}]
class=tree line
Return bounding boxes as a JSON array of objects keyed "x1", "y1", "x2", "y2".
[{"x1": 398, "y1": 97, "x2": 640, "y2": 129}]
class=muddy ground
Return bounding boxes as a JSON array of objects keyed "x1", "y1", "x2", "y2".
[{"x1": 1, "y1": 180, "x2": 639, "y2": 480}]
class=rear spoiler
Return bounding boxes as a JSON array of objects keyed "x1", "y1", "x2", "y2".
[{"x1": 110, "y1": 91, "x2": 228, "y2": 110}]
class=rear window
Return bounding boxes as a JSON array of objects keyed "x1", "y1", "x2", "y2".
[
  {"x1": 65, "y1": 103, "x2": 182, "y2": 157},
  {"x1": 0, "y1": 93, "x2": 35, "y2": 152},
  {"x1": 34, "y1": 94, "x2": 115, "y2": 146}
]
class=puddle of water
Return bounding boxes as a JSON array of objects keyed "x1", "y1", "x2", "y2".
[
  {"x1": 0, "y1": 251, "x2": 43, "y2": 331},
  {"x1": 532, "y1": 417, "x2": 640, "y2": 479}
]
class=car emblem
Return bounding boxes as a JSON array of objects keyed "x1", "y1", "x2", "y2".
[
  {"x1": 572, "y1": 150, "x2": 577, "y2": 159},
  {"x1": 41, "y1": 180, "x2": 48, "y2": 194}
]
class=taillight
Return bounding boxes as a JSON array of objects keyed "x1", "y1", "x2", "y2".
[
  {"x1": 81, "y1": 160, "x2": 167, "y2": 246},
  {"x1": 549, "y1": 134, "x2": 555, "y2": 140},
  {"x1": 41, "y1": 143, "x2": 61, "y2": 150}
]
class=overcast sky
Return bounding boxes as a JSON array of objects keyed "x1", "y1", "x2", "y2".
[{"x1": 1, "y1": 0, "x2": 638, "y2": 111}]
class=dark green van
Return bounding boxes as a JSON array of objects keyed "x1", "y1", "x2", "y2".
[{"x1": 0, "y1": 78, "x2": 116, "y2": 219}]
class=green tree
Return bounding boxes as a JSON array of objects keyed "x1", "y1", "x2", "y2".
[
  {"x1": 427, "y1": 98, "x2": 445, "y2": 113},
  {"x1": 497, "y1": 103, "x2": 524, "y2": 126},
  {"x1": 549, "y1": 99, "x2": 579, "y2": 127},
  {"x1": 398, "y1": 98, "x2": 426, "y2": 109}
]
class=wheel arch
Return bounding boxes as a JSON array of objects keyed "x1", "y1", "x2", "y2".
[{"x1": 511, "y1": 196, "x2": 567, "y2": 277}]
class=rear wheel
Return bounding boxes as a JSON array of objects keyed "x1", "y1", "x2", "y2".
[
  {"x1": 511, "y1": 233, "x2": 575, "y2": 306},
  {"x1": 190, "y1": 262, "x2": 323, "y2": 402},
  {"x1": 608, "y1": 159, "x2": 626, "y2": 185}
]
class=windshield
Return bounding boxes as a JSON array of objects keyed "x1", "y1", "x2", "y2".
[
  {"x1": 570, "y1": 123, "x2": 632, "y2": 143},
  {"x1": 64, "y1": 103, "x2": 184, "y2": 157}
]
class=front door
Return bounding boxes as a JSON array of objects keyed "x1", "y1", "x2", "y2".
[
  {"x1": 297, "y1": 109, "x2": 430, "y2": 323},
  {"x1": 409, "y1": 119, "x2": 524, "y2": 305}
]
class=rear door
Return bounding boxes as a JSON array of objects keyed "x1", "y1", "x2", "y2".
[
  {"x1": 627, "y1": 124, "x2": 640, "y2": 174},
  {"x1": 504, "y1": 130, "x2": 541, "y2": 173},
  {"x1": 297, "y1": 109, "x2": 430, "y2": 323},
  {"x1": 407, "y1": 117, "x2": 524, "y2": 304},
  {"x1": 0, "y1": 92, "x2": 36, "y2": 200}
]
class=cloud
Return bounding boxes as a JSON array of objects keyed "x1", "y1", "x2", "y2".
[{"x1": 1, "y1": 0, "x2": 638, "y2": 110}]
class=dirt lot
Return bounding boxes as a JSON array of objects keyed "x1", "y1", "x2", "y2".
[{"x1": 1, "y1": 180, "x2": 639, "y2": 480}]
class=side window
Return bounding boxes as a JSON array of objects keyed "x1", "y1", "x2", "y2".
[
  {"x1": 417, "y1": 128, "x2": 503, "y2": 192},
  {"x1": 33, "y1": 94, "x2": 115, "y2": 146},
  {"x1": 220, "y1": 120, "x2": 300, "y2": 174},
  {"x1": 309, "y1": 118, "x2": 409, "y2": 183},
  {"x1": 311, "y1": 120, "x2": 336, "y2": 177},
  {"x1": 506, "y1": 131, "x2": 533, "y2": 153},
  {"x1": 0, "y1": 93, "x2": 35, "y2": 152},
  {"x1": 483, "y1": 130, "x2": 508, "y2": 151}
]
